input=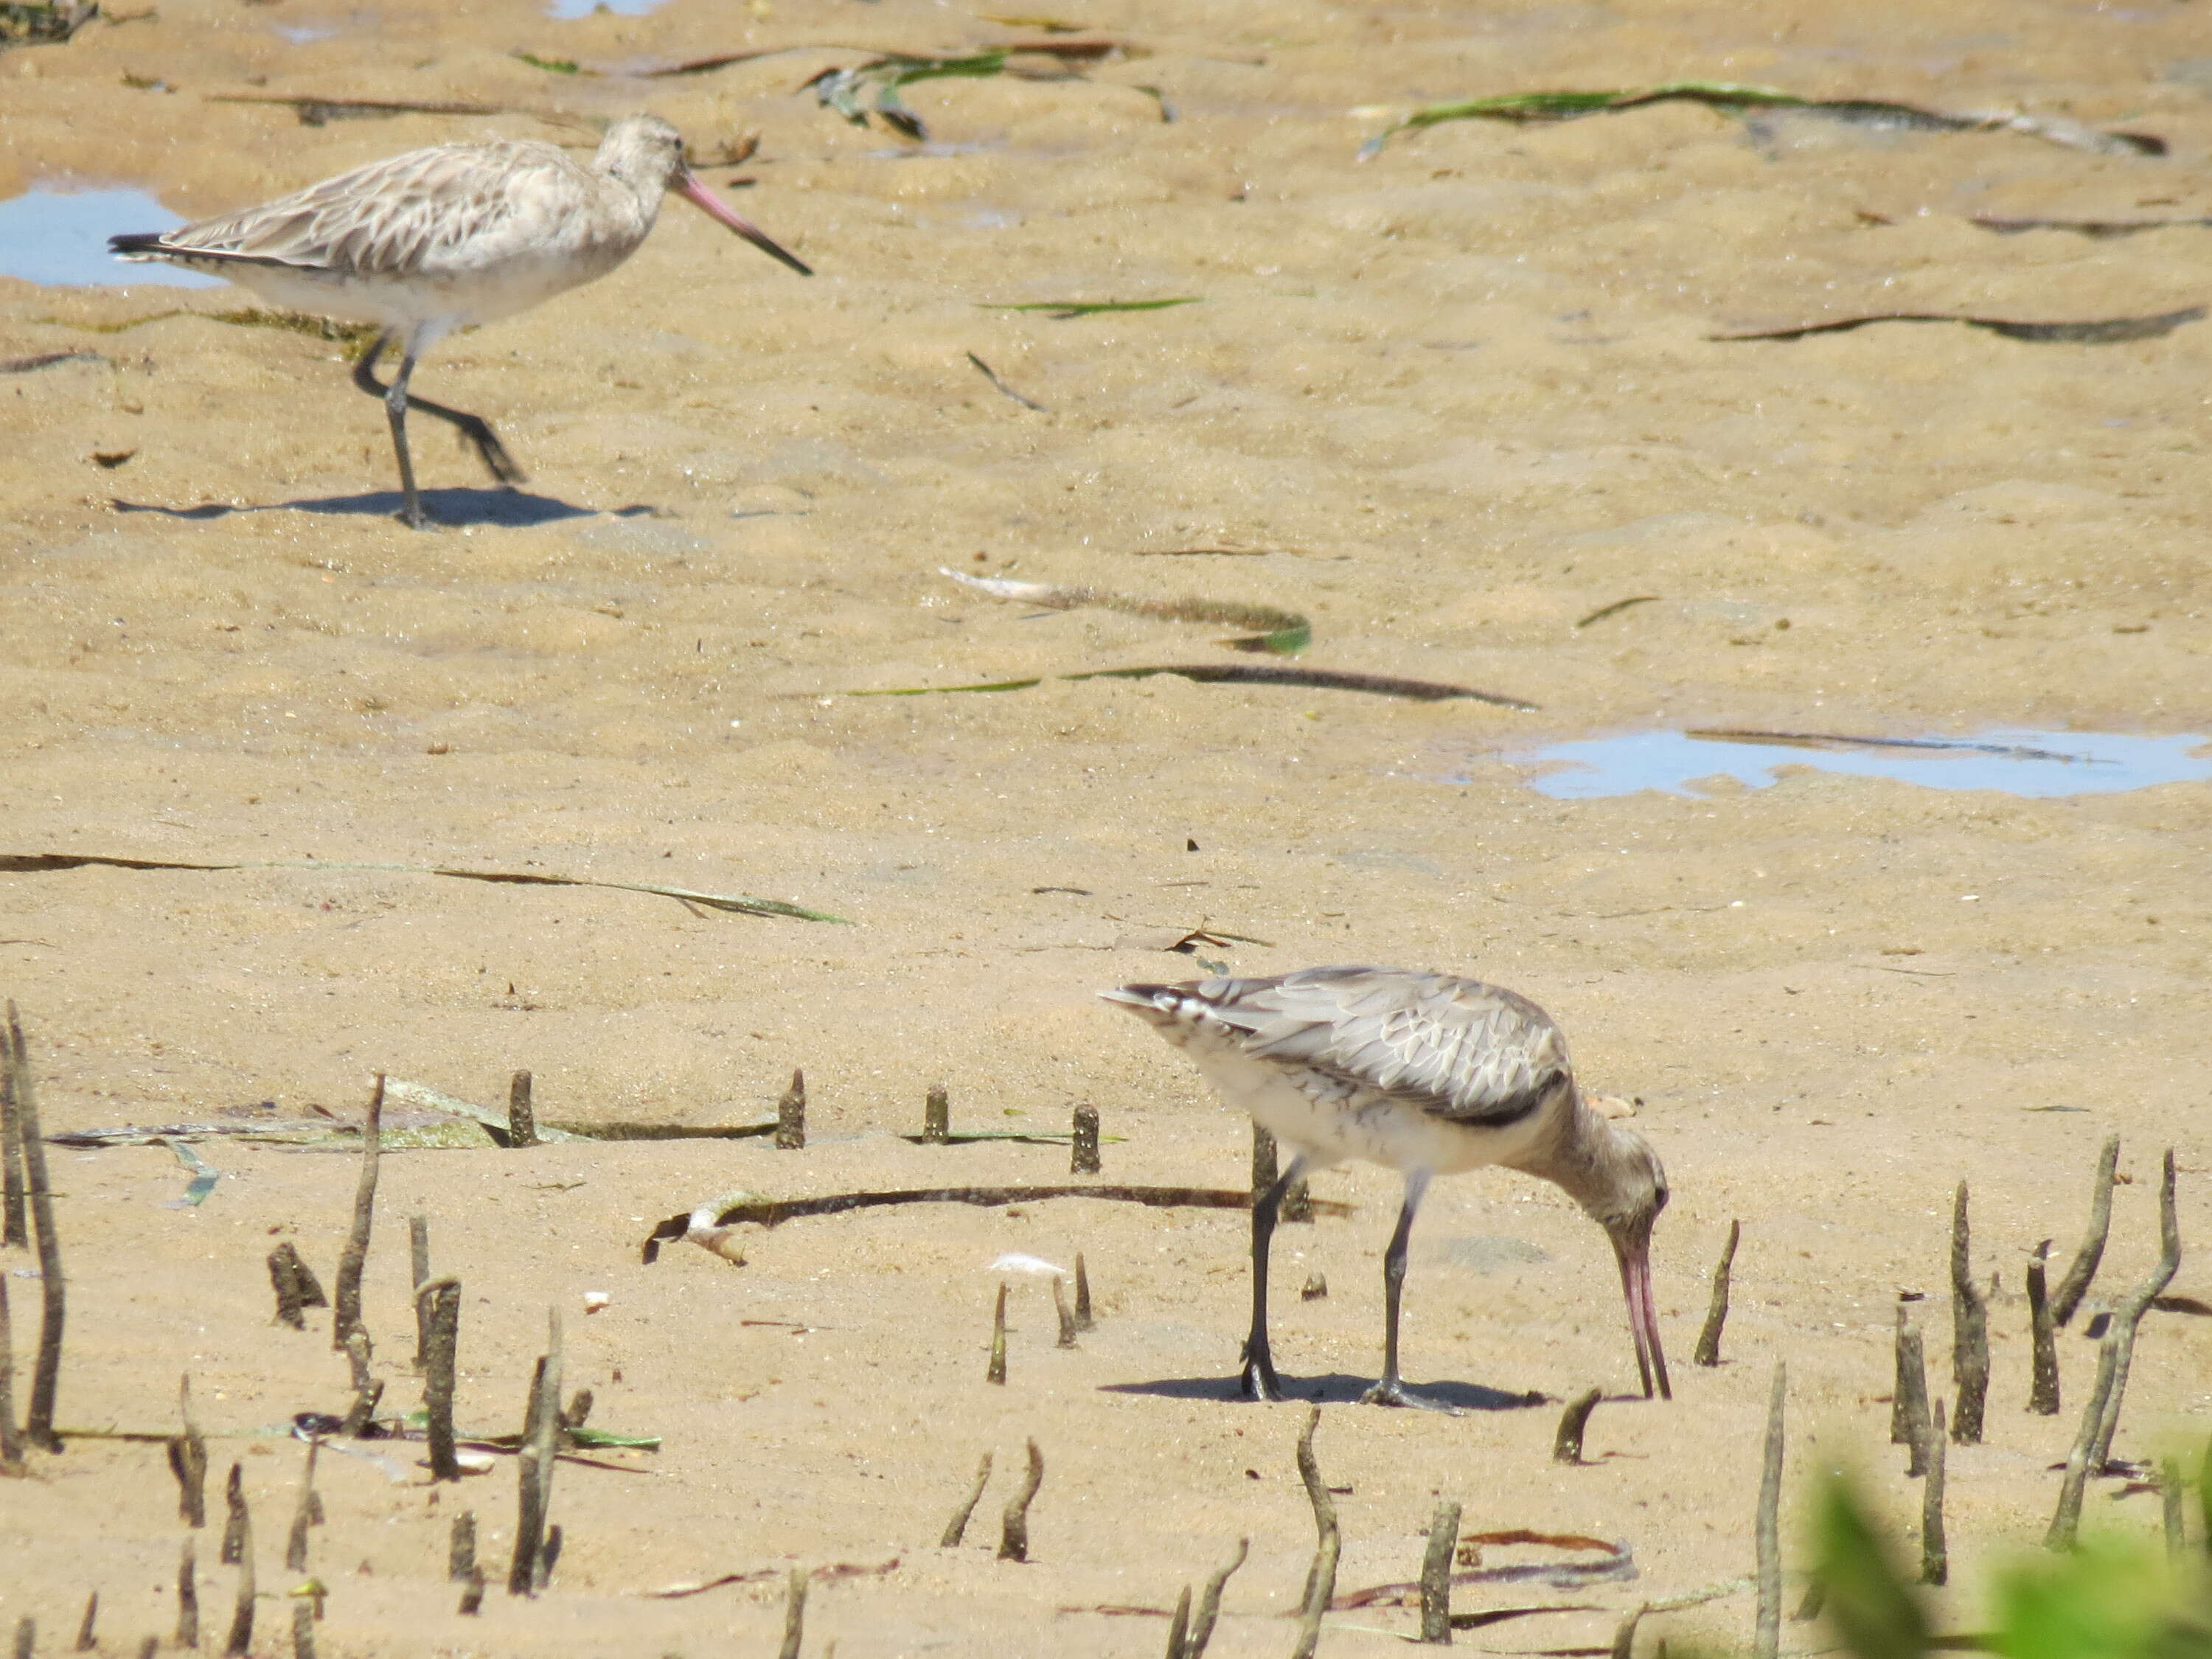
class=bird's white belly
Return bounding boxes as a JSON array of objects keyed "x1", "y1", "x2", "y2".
[
  {"x1": 1186, "y1": 1045, "x2": 1550, "y2": 1177},
  {"x1": 212, "y1": 241, "x2": 630, "y2": 337}
]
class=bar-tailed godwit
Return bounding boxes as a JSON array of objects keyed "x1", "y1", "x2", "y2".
[
  {"x1": 1104, "y1": 967, "x2": 1670, "y2": 1408},
  {"x1": 111, "y1": 114, "x2": 811, "y2": 529}
]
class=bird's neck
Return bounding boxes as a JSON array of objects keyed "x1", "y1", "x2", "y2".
[{"x1": 1500, "y1": 1083, "x2": 1616, "y2": 1213}]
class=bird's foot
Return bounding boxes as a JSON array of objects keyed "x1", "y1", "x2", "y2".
[
  {"x1": 1238, "y1": 1356, "x2": 1287, "y2": 1403},
  {"x1": 1358, "y1": 1377, "x2": 1461, "y2": 1413}
]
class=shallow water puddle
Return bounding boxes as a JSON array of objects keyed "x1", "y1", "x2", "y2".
[
  {"x1": 0, "y1": 187, "x2": 223, "y2": 288},
  {"x1": 1506, "y1": 729, "x2": 2212, "y2": 799}
]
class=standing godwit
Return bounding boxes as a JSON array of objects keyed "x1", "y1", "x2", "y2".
[
  {"x1": 1103, "y1": 967, "x2": 1670, "y2": 1408},
  {"x1": 110, "y1": 114, "x2": 811, "y2": 529}
]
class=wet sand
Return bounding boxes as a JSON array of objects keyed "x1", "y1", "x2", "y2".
[{"x1": 2, "y1": 0, "x2": 2210, "y2": 1651}]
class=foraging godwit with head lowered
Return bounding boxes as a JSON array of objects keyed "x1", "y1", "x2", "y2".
[
  {"x1": 1104, "y1": 967, "x2": 1669, "y2": 1409},
  {"x1": 111, "y1": 114, "x2": 812, "y2": 529}
]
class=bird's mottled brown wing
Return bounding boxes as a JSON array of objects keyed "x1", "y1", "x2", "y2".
[
  {"x1": 1189, "y1": 966, "x2": 1571, "y2": 1127},
  {"x1": 136, "y1": 140, "x2": 571, "y2": 277}
]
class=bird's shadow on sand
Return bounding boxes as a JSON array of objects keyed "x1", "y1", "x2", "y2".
[
  {"x1": 1101, "y1": 1372, "x2": 1551, "y2": 1411},
  {"x1": 112, "y1": 489, "x2": 659, "y2": 526}
]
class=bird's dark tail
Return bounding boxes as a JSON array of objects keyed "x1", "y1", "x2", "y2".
[{"x1": 108, "y1": 232, "x2": 171, "y2": 257}]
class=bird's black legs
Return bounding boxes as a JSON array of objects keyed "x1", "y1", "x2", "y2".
[
  {"x1": 1241, "y1": 1152, "x2": 1308, "y2": 1402},
  {"x1": 352, "y1": 331, "x2": 526, "y2": 528},
  {"x1": 1360, "y1": 1172, "x2": 1456, "y2": 1411}
]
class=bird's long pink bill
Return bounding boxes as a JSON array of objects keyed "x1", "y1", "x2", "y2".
[
  {"x1": 675, "y1": 170, "x2": 813, "y2": 276},
  {"x1": 1614, "y1": 1234, "x2": 1672, "y2": 1402}
]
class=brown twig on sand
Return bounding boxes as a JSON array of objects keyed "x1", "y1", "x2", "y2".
[
  {"x1": 1694, "y1": 1220, "x2": 1741, "y2": 1367},
  {"x1": 1420, "y1": 1500, "x2": 1462, "y2": 1643},
  {"x1": 1074, "y1": 1253, "x2": 1093, "y2": 1330},
  {"x1": 2027, "y1": 1240, "x2": 2059, "y2": 1415},
  {"x1": 1053, "y1": 1276, "x2": 1078, "y2": 1348},
  {"x1": 1293, "y1": 1407, "x2": 1340, "y2": 1659},
  {"x1": 1891, "y1": 1304, "x2": 1933, "y2": 1477},
  {"x1": 2048, "y1": 1149, "x2": 2181, "y2": 1549},
  {"x1": 2051, "y1": 1134, "x2": 2121, "y2": 1326},
  {"x1": 1553, "y1": 1388, "x2": 1603, "y2": 1465},
  {"x1": 987, "y1": 1284, "x2": 1009, "y2": 1385},
  {"x1": 1185, "y1": 1537, "x2": 1247, "y2": 1658},
  {"x1": 408, "y1": 1215, "x2": 432, "y2": 1368},
  {"x1": 775, "y1": 1069, "x2": 806, "y2": 1150},
  {"x1": 170, "y1": 1380, "x2": 209, "y2": 1525},
  {"x1": 998, "y1": 1438, "x2": 1044, "y2": 1562},
  {"x1": 777, "y1": 1569, "x2": 807, "y2": 1659},
  {"x1": 339, "y1": 1329, "x2": 380, "y2": 1436},
  {"x1": 1950, "y1": 1185, "x2": 1989, "y2": 1442},
  {"x1": 223, "y1": 1482, "x2": 255, "y2": 1658},
  {"x1": 220, "y1": 1464, "x2": 248, "y2": 1565},
  {"x1": 941, "y1": 1450, "x2": 992, "y2": 1547},
  {"x1": 1754, "y1": 1363, "x2": 1785, "y2": 1659},
  {"x1": 1921, "y1": 1398, "x2": 1950, "y2": 1584},
  {"x1": 73, "y1": 1592, "x2": 96, "y2": 1652},
  {"x1": 420, "y1": 1276, "x2": 462, "y2": 1481},
  {"x1": 450, "y1": 1512, "x2": 477, "y2": 1582},
  {"x1": 175, "y1": 1539, "x2": 199, "y2": 1647},
  {"x1": 509, "y1": 1310, "x2": 564, "y2": 1595},
  {"x1": 7, "y1": 1007, "x2": 66, "y2": 1450},
  {"x1": 507, "y1": 1071, "x2": 537, "y2": 1149},
  {"x1": 330, "y1": 1075, "x2": 384, "y2": 1352},
  {"x1": 285, "y1": 1436, "x2": 320, "y2": 1571},
  {"x1": 1072, "y1": 1105, "x2": 1101, "y2": 1175},
  {"x1": 924, "y1": 1083, "x2": 950, "y2": 1144}
]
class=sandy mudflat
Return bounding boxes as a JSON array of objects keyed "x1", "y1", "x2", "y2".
[{"x1": 2, "y1": 0, "x2": 2211, "y2": 1651}]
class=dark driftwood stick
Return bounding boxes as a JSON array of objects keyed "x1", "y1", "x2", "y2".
[
  {"x1": 2027, "y1": 1241, "x2": 2059, "y2": 1415},
  {"x1": 1053, "y1": 1276, "x2": 1077, "y2": 1348},
  {"x1": 1186, "y1": 1537, "x2": 1247, "y2": 1659},
  {"x1": 223, "y1": 1484, "x2": 254, "y2": 1658},
  {"x1": 285, "y1": 1437, "x2": 320, "y2": 1571},
  {"x1": 12, "y1": 1620, "x2": 29, "y2": 1659},
  {"x1": 775, "y1": 1068, "x2": 806, "y2": 1150},
  {"x1": 1893, "y1": 1305, "x2": 1933, "y2": 1477},
  {"x1": 509, "y1": 1310, "x2": 564, "y2": 1596},
  {"x1": 1071, "y1": 1105, "x2": 1101, "y2": 1175},
  {"x1": 340, "y1": 1329, "x2": 380, "y2": 1436},
  {"x1": 458, "y1": 1569, "x2": 484, "y2": 1615},
  {"x1": 421, "y1": 1276, "x2": 462, "y2": 1481},
  {"x1": 220, "y1": 1463, "x2": 248, "y2": 1565},
  {"x1": 2048, "y1": 1149, "x2": 2181, "y2": 1550},
  {"x1": 1754, "y1": 1362, "x2": 1785, "y2": 1659},
  {"x1": 1950, "y1": 1184, "x2": 1989, "y2": 1442},
  {"x1": 7, "y1": 1007, "x2": 66, "y2": 1450},
  {"x1": 1293, "y1": 1406, "x2": 1340, "y2": 1659},
  {"x1": 998, "y1": 1438, "x2": 1043, "y2": 1562},
  {"x1": 1921, "y1": 1399, "x2": 1949, "y2": 1585},
  {"x1": 1694, "y1": 1220, "x2": 1741, "y2": 1367},
  {"x1": 290, "y1": 1599, "x2": 314, "y2": 1659},
  {"x1": 1553, "y1": 1387, "x2": 1603, "y2": 1465},
  {"x1": 74, "y1": 1592, "x2": 96, "y2": 1652},
  {"x1": 175, "y1": 1539, "x2": 199, "y2": 1647},
  {"x1": 0, "y1": 1268, "x2": 19, "y2": 1471},
  {"x1": 450, "y1": 1511, "x2": 477, "y2": 1582},
  {"x1": 1163, "y1": 1586, "x2": 1192, "y2": 1659},
  {"x1": 986, "y1": 1283, "x2": 1008, "y2": 1385},
  {"x1": 940, "y1": 1450, "x2": 992, "y2": 1547},
  {"x1": 924, "y1": 1083, "x2": 949, "y2": 1144},
  {"x1": 1074, "y1": 1253, "x2": 1093, "y2": 1331},
  {"x1": 330, "y1": 1074, "x2": 384, "y2": 1352},
  {"x1": 507, "y1": 1071, "x2": 537, "y2": 1149},
  {"x1": 1419, "y1": 1500, "x2": 1461, "y2": 1643},
  {"x1": 777, "y1": 1569, "x2": 807, "y2": 1659},
  {"x1": 268, "y1": 1245, "x2": 307, "y2": 1330},
  {"x1": 2051, "y1": 1134, "x2": 2121, "y2": 1327},
  {"x1": 409, "y1": 1214, "x2": 431, "y2": 1368},
  {"x1": 0, "y1": 1009, "x2": 25, "y2": 1249}
]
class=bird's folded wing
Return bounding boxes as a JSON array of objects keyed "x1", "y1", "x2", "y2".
[{"x1": 1208, "y1": 968, "x2": 1569, "y2": 1127}]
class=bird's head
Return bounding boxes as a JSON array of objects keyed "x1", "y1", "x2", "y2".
[
  {"x1": 598, "y1": 114, "x2": 813, "y2": 276},
  {"x1": 1553, "y1": 1113, "x2": 1671, "y2": 1402}
]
